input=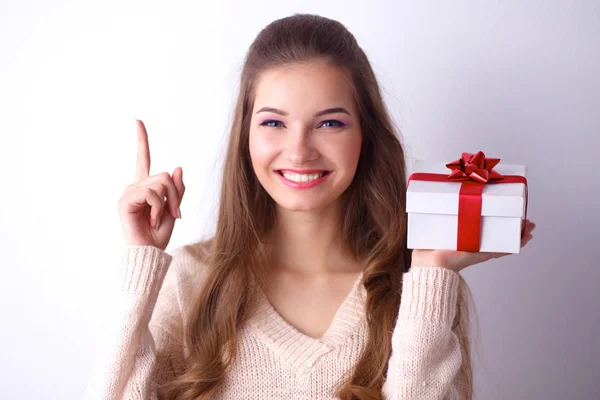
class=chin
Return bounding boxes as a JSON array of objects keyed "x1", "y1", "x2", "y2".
[{"x1": 274, "y1": 198, "x2": 327, "y2": 212}]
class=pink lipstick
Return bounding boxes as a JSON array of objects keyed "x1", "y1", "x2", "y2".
[{"x1": 275, "y1": 169, "x2": 331, "y2": 189}]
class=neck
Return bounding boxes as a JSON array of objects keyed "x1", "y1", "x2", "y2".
[{"x1": 264, "y1": 200, "x2": 360, "y2": 275}]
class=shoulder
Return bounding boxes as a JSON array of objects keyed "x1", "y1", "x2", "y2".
[
  {"x1": 168, "y1": 240, "x2": 212, "y2": 282},
  {"x1": 157, "y1": 239, "x2": 213, "y2": 316}
]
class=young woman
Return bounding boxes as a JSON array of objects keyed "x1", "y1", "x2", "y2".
[{"x1": 85, "y1": 13, "x2": 535, "y2": 400}]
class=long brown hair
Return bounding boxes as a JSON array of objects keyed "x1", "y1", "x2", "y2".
[{"x1": 161, "y1": 13, "x2": 477, "y2": 399}]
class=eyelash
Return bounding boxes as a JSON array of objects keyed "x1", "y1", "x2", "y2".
[{"x1": 259, "y1": 119, "x2": 346, "y2": 129}]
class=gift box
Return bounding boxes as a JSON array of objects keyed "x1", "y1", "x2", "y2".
[{"x1": 406, "y1": 151, "x2": 529, "y2": 254}]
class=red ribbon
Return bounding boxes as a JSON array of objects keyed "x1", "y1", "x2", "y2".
[{"x1": 408, "y1": 151, "x2": 529, "y2": 252}]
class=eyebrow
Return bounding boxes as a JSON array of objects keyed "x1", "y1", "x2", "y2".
[{"x1": 254, "y1": 106, "x2": 352, "y2": 117}]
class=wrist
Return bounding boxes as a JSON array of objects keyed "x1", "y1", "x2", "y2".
[{"x1": 410, "y1": 250, "x2": 462, "y2": 273}]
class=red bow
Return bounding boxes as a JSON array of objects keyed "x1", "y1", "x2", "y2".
[{"x1": 446, "y1": 151, "x2": 503, "y2": 183}]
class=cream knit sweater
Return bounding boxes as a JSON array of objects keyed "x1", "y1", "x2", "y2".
[{"x1": 83, "y1": 244, "x2": 465, "y2": 399}]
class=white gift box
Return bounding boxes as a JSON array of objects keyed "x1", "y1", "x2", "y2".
[{"x1": 406, "y1": 159, "x2": 528, "y2": 254}]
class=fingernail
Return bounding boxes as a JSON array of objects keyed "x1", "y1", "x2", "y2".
[
  {"x1": 155, "y1": 218, "x2": 160, "y2": 230},
  {"x1": 177, "y1": 207, "x2": 182, "y2": 219}
]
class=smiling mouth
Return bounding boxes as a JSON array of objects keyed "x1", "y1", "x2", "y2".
[{"x1": 276, "y1": 170, "x2": 330, "y2": 183}]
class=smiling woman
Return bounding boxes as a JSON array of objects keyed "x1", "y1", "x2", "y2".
[{"x1": 85, "y1": 13, "x2": 484, "y2": 400}]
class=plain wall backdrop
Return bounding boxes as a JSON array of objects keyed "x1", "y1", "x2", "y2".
[{"x1": 1, "y1": 0, "x2": 598, "y2": 398}]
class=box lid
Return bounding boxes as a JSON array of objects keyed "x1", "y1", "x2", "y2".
[{"x1": 406, "y1": 159, "x2": 527, "y2": 218}]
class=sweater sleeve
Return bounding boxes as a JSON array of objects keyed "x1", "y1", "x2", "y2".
[
  {"x1": 83, "y1": 245, "x2": 187, "y2": 400},
  {"x1": 382, "y1": 265, "x2": 465, "y2": 400}
]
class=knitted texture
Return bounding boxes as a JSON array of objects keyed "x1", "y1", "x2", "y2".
[{"x1": 84, "y1": 244, "x2": 463, "y2": 399}]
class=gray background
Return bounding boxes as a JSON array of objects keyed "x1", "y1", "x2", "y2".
[{"x1": 1, "y1": 0, "x2": 598, "y2": 398}]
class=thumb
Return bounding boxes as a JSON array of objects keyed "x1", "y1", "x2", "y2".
[{"x1": 172, "y1": 166, "x2": 185, "y2": 206}]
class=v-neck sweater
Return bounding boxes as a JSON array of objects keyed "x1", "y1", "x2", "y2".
[{"x1": 84, "y1": 244, "x2": 465, "y2": 399}]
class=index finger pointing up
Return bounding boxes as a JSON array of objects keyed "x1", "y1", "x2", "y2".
[{"x1": 135, "y1": 119, "x2": 151, "y2": 182}]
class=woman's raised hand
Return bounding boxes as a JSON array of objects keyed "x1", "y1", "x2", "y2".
[{"x1": 116, "y1": 119, "x2": 185, "y2": 250}]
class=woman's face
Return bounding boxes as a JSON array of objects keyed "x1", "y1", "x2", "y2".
[{"x1": 249, "y1": 62, "x2": 363, "y2": 212}]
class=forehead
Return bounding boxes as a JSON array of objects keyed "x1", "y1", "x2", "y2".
[{"x1": 252, "y1": 63, "x2": 357, "y2": 115}]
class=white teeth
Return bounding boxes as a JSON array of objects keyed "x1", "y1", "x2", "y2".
[{"x1": 281, "y1": 172, "x2": 324, "y2": 182}]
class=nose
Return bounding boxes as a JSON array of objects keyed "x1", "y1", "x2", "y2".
[{"x1": 282, "y1": 125, "x2": 319, "y2": 165}]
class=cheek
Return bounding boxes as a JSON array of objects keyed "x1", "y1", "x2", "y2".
[
  {"x1": 249, "y1": 132, "x2": 279, "y2": 172},
  {"x1": 331, "y1": 133, "x2": 362, "y2": 171}
]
